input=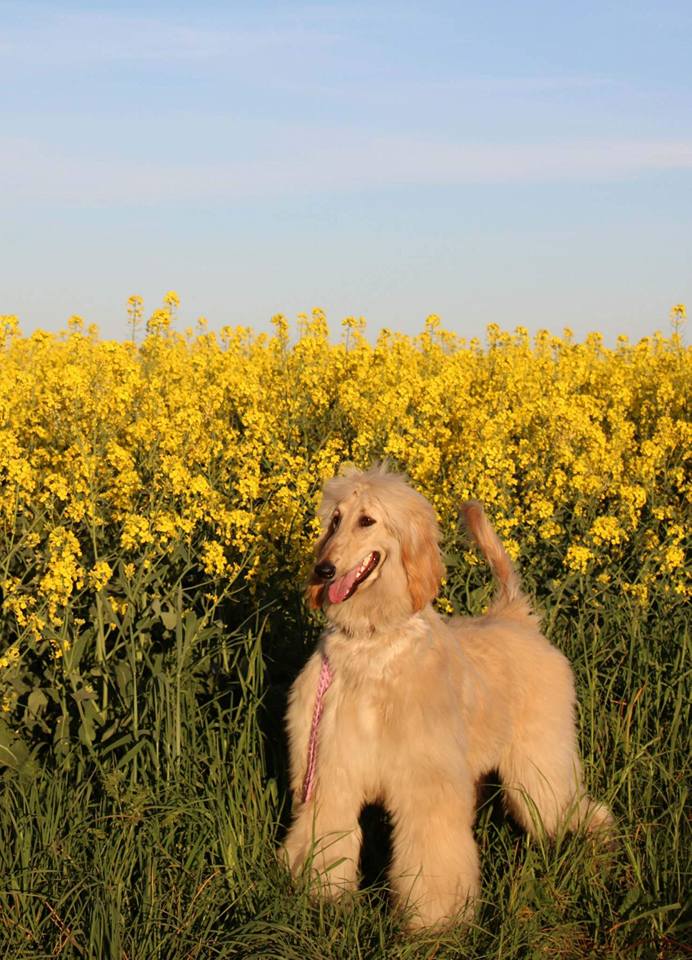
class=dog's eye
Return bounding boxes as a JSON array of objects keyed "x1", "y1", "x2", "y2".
[
  {"x1": 359, "y1": 515, "x2": 376, "y2": 527},
  {"x1": 329, "y1": 512, "x2": 340, "y2": 531}
]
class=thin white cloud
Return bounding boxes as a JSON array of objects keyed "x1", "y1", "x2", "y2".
[
  {"x1": 0, "y1": 8, "x2": 336, "y2": 65},
  {"x1": 3, "y1": 134, "x2": 692, "y2": 206},
  {"x1": 0, "y1": 6, "x2": 618, "y2": 101}
]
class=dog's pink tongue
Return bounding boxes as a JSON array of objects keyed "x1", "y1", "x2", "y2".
[{"x1": 328, "y1": 566, "x2": 360, "y2": 604}]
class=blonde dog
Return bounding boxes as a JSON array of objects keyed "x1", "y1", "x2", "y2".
[{"x1": 282, "y1": 464, "x2": 612, "y2": 929}]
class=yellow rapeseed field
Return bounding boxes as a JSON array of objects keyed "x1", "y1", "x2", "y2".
[{"x1": 0, "y1": 298, "x2": 689, "y2": 728}]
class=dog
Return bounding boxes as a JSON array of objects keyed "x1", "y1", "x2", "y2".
[{"x1": 282, "y1": 464, "x2": 612, "y2": 929}]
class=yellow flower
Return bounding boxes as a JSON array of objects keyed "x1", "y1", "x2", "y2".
[
  {"x1": 1, "y1": 314, "x2": 21, "y2": 338},
  {"x1": 662, "y1": 545, "x2": 685, "y2": 573},
  {"x1": 2, "y1": 691, "x2": 17, "y2": 713},
  {"x1": 163, "y1": 290, "x2": 180, "y2": 309},
  {"x1": 121, "y1": 515, "x2": 154, "y2": 552},
  {"x1": 201, "y1": 541, "x2": 228, "y2": 577},
  {"x1": 146, "y1": 308, "x2": 171, "y2": 335},
  {"x1": 528, "y1": 496, "x2": 554, "y2": 520},
  {"x1": 539, "y1": 519, "x2": 563, "y2": 540},
  {"x1": 39, "y1": 528, "x2": 84, "y2": 627},
  {"x1": 88, "y1": 560, "x2": 113, "y2": 592},
  {"x1": 589, "y1": 516, "x2": 624, "y2": 546},
  {"x1": 623, "y1": 582, "x2": 649, "y2": 607},
  {"x1": 565, "y1": 545, "x2": 594, "y2": 574},
  {"x1": 0, "y1": 644, "x2": 20, "y2": 670},
  {"x1": 126, "y1": 295, "x2": 143, "y2": 319},
  {"x1": 110, "y1": 597, "x2": 129, "y2": 617}
]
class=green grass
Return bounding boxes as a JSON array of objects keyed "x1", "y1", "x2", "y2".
[{"x1": 1, "y1": 575, "x2": 689, "y2": 958}]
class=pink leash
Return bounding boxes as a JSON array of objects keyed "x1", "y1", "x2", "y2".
[{"x1": 301, "y1": 655, "x2": 333, "y2": 804}]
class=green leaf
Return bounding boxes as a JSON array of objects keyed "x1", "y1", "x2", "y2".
[
  {"x1": 161, "y1": 608, "x2": 179, "y2": 631},
  {"x1": 27, "y1": 688, "x2": 48, "y2": 718}
]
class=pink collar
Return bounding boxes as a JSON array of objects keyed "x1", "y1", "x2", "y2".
[{"x1": 301, "y1": 655, "x2": 333, "y2": 804}]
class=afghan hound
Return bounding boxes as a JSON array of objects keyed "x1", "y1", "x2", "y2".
[{"x1": 281, "y1": 464, "x2": 612, "y2": 929}]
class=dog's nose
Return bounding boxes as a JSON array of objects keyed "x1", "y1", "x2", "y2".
[{"x1": 314, "y1": 561, "x2": 336, "y2": 581}]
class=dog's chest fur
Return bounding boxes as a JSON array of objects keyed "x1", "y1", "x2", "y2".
[
  {"x1": 321, "y1": 628, "x2": 411, "y2": 741},
  {"x1": 320, "y1": 614, "x2": 457, "y2": 742}
]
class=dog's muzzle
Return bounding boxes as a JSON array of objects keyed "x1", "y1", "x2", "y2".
[
  {"x1": 318, "y1": 551, "x2": 381, "y2": 604},
  {"x1": 314, "y1": 560, "x2": 336, "y2": 581}
]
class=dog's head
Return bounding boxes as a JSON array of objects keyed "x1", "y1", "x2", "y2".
[{"x1": 307, "y1": 464, "x2": 444, "y2": 628}]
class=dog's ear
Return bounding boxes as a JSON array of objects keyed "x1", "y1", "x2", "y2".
[{"x1": 400, "y1": 509, "x2": 444, "y2": 612}]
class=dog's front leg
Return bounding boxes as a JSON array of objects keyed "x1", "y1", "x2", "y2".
[
  {"x1": 387, "y1": 769, "x2": 480, "y2": 930},
  {"x1": 282, "y1": 780, "x2": 363, "y2": 897},
  {"x1": 282, "y1": 656, "x2": 362, "y2": 896}
]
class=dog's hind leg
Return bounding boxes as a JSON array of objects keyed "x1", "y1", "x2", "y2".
[
  {"x1": 497, "y1": 648, "x2": 613, "y2": 839},
  {"x1": 499, "y1": 739, "x2": 612, "y2": 839}
]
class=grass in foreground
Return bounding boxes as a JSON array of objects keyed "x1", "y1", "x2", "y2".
[{"x1": 0, "y1": 587, "x2": 689, "y2": 959}]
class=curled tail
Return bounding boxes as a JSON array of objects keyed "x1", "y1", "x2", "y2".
[{"x1": 460, "y1": 501, "x2": 522, "y2": 610}]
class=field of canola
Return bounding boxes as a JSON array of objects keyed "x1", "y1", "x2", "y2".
[{"x1": 0, "y1": 300, "x2": 688, "y2": 957}]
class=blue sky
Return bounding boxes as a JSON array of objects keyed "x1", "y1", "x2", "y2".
[{"x1": 2, "y1": 0, "x2": 691, "y2": 342}]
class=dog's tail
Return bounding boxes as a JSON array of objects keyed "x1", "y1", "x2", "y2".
[{"x1": 460, "y1": 501, "x2": 523, "y2": 610}]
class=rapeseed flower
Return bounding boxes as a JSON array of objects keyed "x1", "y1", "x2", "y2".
[{"x1": 0, "y1": 300, "x2": 687, "y2": 738}]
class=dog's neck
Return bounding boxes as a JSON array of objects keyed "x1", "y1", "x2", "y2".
[
  {"x1": 324, "y1": 589, "x2": 414, "y2": 638},
  {"x1": 322, "y1": 607, "x2": 433, "y2": 680}
]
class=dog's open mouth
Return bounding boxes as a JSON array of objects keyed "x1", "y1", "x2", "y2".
[{"x1": 327, "y1": 551, "x2": 380, "y2": 604}]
